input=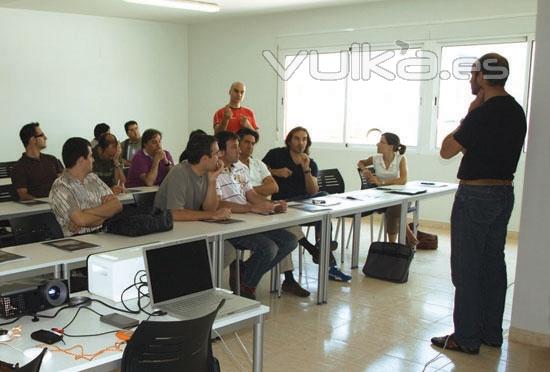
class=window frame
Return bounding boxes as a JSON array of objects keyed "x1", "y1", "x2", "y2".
[{"x1": 276, "y1": 34, "x2": 535, "y2": 155}]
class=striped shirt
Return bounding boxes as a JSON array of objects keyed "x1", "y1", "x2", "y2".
[
  {"x1": 216, "y1": 162, "x2": 252, "y2": 205},
  {"x1": 49, "y1": 170, "x2": 113, "y2": 237}
]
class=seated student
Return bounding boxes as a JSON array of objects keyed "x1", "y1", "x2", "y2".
[
  {"x1": 237, "y1": 128, "x2": 309, "y2": 297},
  {"x1": 179, "y1": 129, "x2": 207, "y2": 163},
  {"x1": 153, "y1": 134, "x2": 235, "y2": 272},
  {"x1": 357, "y1": 132, "x2": 418, "y2": 245},
  {"x1": 49, "y1": 137, "x2": 122, "y2": 237},
  {"x1": 263, "y1": 126, "x2": 352, "y2": 282},
  {"x1": 120, "y1": 120, "x2": 142, "y2": 167},
  {"x1": 91, "y1": 123, "x2": 110, "y2": 148},
  {"x1": 216, "y1": 131, "x2": 297, "y2": 300},
  {"x1": 213, "y1": 82, "x2": 259, "y2": 134},
  {"x1": 126, "y1": 129, "x2": 174, "y2": 187},
  {"x1": 11, "y1": 122, "x2": 64, "y2": 201},
  {"x1": 92, "y1": 133, "x2": 125, "y2": 194}
]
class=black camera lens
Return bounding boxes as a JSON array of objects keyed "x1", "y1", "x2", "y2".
[{"x1": 48, "y1": 286, "x2": 61, "y2": 301}]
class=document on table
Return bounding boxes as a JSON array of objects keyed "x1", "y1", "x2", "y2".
[
  {"x1": 16, "y1": 199, "x2": 48, "y2": 206},
  {"x1": 289, "y1": 203, "x2": 332, "y2": 212},
  {"x1": 43, "y1": 238, "x2": 99, "y2": 252},
  {"x1": 0, "y1": 250, "x2": 27, "y2": 264},
  {"x1": 201, "y1": 218, "x2": 244, "y2": 224}
]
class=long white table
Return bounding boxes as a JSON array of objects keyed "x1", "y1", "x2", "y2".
[
  {"x1": 0, "y1": 186, "x2": 159, "y2": 221},
  {"x1": 325, "y1": 181, "x2": 458, "y2": 269},
  {"x1": 0, "y1": 181, "x2": 458, "y2": 306},
  {"x1": 0, "y1": 292, "x2": 269, "y2": 372}
]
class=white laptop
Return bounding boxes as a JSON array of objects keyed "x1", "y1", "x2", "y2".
[{"x1": 143, "y1": 238, "x2": 260, "y2": 320}]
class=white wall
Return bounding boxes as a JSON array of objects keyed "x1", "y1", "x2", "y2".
[
  {"x1": 511, "y1": 0, "x2": 550, "y2": 341},
  {"x1": 188, "y1": 0, "x2": 537, "y2": 231},
  {"x1": 0, "y1": 8, "x2": 189, "y2": 163}
]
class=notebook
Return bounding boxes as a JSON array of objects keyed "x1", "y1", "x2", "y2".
[{"x1": 143, "y1": 238, "x2": 260, "y2": 320}]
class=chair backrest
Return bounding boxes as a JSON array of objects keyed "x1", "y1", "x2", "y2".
[
  {"x1": 317, "y1": 169, "x2": 345, "y2": 194},
  {"x1": 133, "y1": 191, "x2": 157, "y2": 212},
  {"x1": 121, "y1": 300, "x2": 224, "y2": 372},
  {"x1": 0, "y1": 161, "x2": 15, "y2": 179},
  {"x1": 0, "y1": 184, "x2": 17, "y2": 202},
  {"x1": 358, "y1": 167, "x2": 378, "y2": 190},
  {"x1": 9, "y1": 212, "x2": 64, "y2": 245},
  {"x1": 16, "y1": 348, "x2": 47, "y2": 372}
]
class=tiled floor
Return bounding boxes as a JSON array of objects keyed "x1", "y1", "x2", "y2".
[{"x1": 213, "y1": 220, "x2": 550, "y2": 372}]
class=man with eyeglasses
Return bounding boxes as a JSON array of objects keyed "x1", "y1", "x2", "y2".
[
  {"x1": 11, "y1": 122, "x2": 64, "y2": 201},
  {"x1": 153, "y1": 133, "x2": 236, "y2": 276}
]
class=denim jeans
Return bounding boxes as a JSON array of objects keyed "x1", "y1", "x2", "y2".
[
  {"x1": 451, "y1": 185, "x2": 514, "y2": 349},
  {"x1": 229, "y1": 229, "x2": 297, "y2": 288}
]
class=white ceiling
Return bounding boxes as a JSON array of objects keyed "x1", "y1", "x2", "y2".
[{"x1": 0, "y1": 0, "x2": 384, "y2": 24}]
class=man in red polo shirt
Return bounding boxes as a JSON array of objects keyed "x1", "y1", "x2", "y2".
[{"x1": 213, "y1": 81, "x2": 259, "y2": 134}]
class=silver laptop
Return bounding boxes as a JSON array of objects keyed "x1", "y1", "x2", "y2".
[{"x1": 143, "y1": 238, "x2": 260, "y2": 320}]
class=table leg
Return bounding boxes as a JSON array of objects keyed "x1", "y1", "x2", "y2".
[
  {"x1": 253, "y1": 314, "x2": 264, "y2": 372},
  {"x1": 215, "y1": 236, "x2": 223, "y2": 288},
  {"x1": 351, "y1": 212, "x2": 361, "y2": 269},
  {"x1": 399, "y1": 201, "x2": 407, "y2": 245},
  {"x1": 317, "y1": 214, "x2": 330, "y2": 304},
  {"x1": 413, "y1": 200, "x2": 419, "y2": 234}
]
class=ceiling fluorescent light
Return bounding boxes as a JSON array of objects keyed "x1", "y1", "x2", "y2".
[{"x1": 124, "y1": 0, "x2": 220, "y2": 13}]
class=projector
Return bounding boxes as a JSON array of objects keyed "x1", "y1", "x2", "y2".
[
  {"x1": 88, "y1": 247, "x2": 146, "y2": 302},
  {"x1": 0, "y1": 278, "x2": 69, "y2": 319}
]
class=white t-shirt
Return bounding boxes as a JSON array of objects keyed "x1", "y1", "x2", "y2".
[
  {"x1": 238, "y1": 158, "x2": 271, "y2": 187},
  {"x1": 216, "y1": 162, "x2": 253, "y2": 205}
]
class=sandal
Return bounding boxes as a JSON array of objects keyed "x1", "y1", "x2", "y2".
[{"x1": 431, "y1": 334, "x2": 479, "y2": 354}]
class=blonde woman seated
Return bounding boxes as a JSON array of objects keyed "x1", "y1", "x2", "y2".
[{"x1": 357, "y1": 132, "x2": 418, "y2": 246}]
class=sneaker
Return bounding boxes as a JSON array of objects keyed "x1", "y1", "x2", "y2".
[
  {"x1": 281, "y1": 280, "x2": 311, "y2": 297},
  {"x1": 328, "y1": 267, "x2": 352, "y2": 282},
  {"x1": 240, "y1": 285, "x2": 257, "y2": 300}
]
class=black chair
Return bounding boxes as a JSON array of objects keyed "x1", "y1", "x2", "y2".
[
  {"x1": 0, "y1": 184, "x2": 17, "y2": 203},
  {"x1": 317, "y1": 168, "x2": 345, "y2": 194},
  {"x1": 16, "y1": 347, "x2": 47, "y2": 372},
  {"x1": 9, "y1": 212, "x2": 63, "y2": 246},
  {"x1": 0, "y1": 161, "x2": 15, "y2": 179},
  {"x1": 133, "y1": 191, "x2": 157, "y2": 212},
  {"x1": 121, "y1": 300, "x2": 224, "y2": 372}
]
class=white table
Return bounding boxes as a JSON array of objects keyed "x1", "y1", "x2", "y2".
[
  {"x1": 325, "y1": 181, "x2": 458, "y2": 269},
  {"x1": 0, "y1": 186, "x2": 159, "y2": 221},
  {"x1": 0, "y1": 292, "x2": 269, "y2": 372}
]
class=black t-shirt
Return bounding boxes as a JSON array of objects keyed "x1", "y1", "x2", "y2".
[
  {"x1": 454, "y1": 95, "x2": 526, "y2": 180},
  {"x1": 262, "y1": 147, "x2": 319, "y2": 201}
]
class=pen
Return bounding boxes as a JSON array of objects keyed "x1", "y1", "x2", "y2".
[{"x1": 420, "y1": 182, "x2": 435, "y2": 185}]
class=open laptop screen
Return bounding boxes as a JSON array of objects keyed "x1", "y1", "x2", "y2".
[{"x1": 145, "y1": 239, "x2": 213, "y2": 304}]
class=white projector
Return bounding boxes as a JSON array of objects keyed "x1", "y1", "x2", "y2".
[{"x1": 88, "y1": 246, "x2": 147, "y2": 302}]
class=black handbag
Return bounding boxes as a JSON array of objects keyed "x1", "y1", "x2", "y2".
[
  {"x1": 362, "y1": 241, "x2": 414, "y2": 283},
  {"x1": 104, "y1": 209, "x2": 173, "y2": 237}
]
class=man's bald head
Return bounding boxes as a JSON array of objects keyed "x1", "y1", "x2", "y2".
[{"x1": 229, "y1": 81, "x2": 246, "y2": 107}]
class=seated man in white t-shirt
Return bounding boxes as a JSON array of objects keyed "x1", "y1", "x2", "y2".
[
  {"x1": 237, "y1": 128, "x2": 310, "y2": 297},
  {"x1": 215, "y1": 131, "x2": 297, "y2": 300}
]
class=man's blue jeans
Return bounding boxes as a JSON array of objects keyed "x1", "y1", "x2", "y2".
[
  {"x1": 229, "y1": 229, "x2": 297, "y2": 288},
  {"x1": 451, "y1": 185, "x2": 514, "y2": 349}
]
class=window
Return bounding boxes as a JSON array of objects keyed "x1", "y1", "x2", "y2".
[
  {"x1": 436, "y1": 42, "x2": 529, "y2": 147},
  {"x1": 283, "y1": 48, "x2": 422, "y2": 146}
]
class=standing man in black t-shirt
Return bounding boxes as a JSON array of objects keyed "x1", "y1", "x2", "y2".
[
  {"x1": 432, "y1": 53, "x2": 526, "y2": 354},
  {"x1": 263, "y1": 126, "x2": 352, "y2": 282}
]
